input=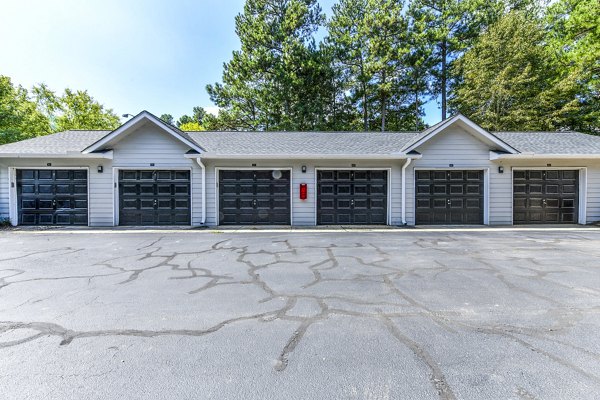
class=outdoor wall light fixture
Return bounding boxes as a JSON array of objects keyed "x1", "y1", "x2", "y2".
[
  {"x1": 301, "y1": 165, "x2": 307, "y2": 173},
  {"x1": 97, "y1": 165, "x2": 104, "y2": 173},
  {"x1": 498, "y1": 166, "x2": 504, "y2": 174}
]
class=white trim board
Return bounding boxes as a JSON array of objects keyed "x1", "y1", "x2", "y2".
[
  {"x1": 413, "y1": 167, "x2": 490, "y2": 225},
  {"x1": 214, "y1": 167, "x2": 294, "y2": 227},
  {"x1": 112, "y1": 167, "x2": 194, "y2": 227},
  {"x1": 404, "y1": 114, "x2": 518, "y2": 154},
  {"x1": 313, "y1": 167, "x2": 393, "y2": 226},
  {"x1": 510, "y1": 167, "x2": 587, "y2": 225},
  {"x1": 83, "y1": 111, "x2": 204, "y2": 154},
  {"x1": 8, "y1": 166, "x2": 91, "y2": 227}
]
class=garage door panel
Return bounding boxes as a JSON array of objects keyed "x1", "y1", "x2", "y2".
[
  {"x1": 513, "y1": 184, "x2": 526, "y2": 194},
  {"x1": 218, "y1": 170, "x2": 291, "y2": 225},
  {"x1": 529, "y1": 184, "x2": 543, "y2": 194},
  {"x1": 513, "y1": 170, "x2": 579, "y2": 224},
  {"x1": 433, "y1": 185, "x2": 446, "y2": 194},
  {"x1": 140, "y1": 184, "x2": 154, "y2": 195},
  {"x1": 17, "y1": 169, "x2": 88, "y2": 226},
  {"x1": 545, "y1": 198, "x2": 560, "y2": 208},
  {"x1": 157, "y1": 184, "x2": 172, "y2": 195},
  {"x1": 562, "y1": 213, "x2": 576, "y2": 222},
  {"x1": 562, "y1": 170, "x2": 577, "y2": 180},
  {"x1": 370, "y1": 198, "x2": 385, "y2": 210},
  {"x1": 417, "y1": 185, "x2": 431, "y2": 194},
  {"x1": 119, "y1": 170, "x2": 190, "y2": 226},
  {"x1": 415, "y1": 170, "x2": 484, "y2": 225},
  {"x1": 562, "y1": 184, "x2": 576, "y2": 194},
  {"x1": 545, "y1": 184, "x2": 559, "y2": 194},
  {"x1": 562, "y1": 199, "x2": 575, "y2": 208},
  {"x1": 317, "y1": 170, "x2": 388, "y2": 225},
  {"x1": 38, "y1": 170, "x2": 53, "y2": 180}
]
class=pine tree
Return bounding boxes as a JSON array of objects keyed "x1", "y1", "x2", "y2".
[{"x1": 206, "y1": 0, "x2": 327, "y2": 131}]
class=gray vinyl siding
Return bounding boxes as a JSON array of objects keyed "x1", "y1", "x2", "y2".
[
  {"x1": 0, "y1": 158, "x2": 114, "y2": 226},
  {"x1": 203, "y1": 159, "x2": 404, "y2": 226},
  {"x1": 111, "y1": 125, "x2": 203, "y2": 226},
  {"x1": 0, "y1": 162, "x2": 9, "y2": 221},
  {"x1": 586, "y1": 164, "x2": 600, "y2": 223}
]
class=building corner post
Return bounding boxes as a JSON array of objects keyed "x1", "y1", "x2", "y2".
[
  {"x1": 195, "y1": 158, "x2": 206, "y2": 225},
  {"x1": 401, "y1": 158, "x2": 412, "y2": 225}
]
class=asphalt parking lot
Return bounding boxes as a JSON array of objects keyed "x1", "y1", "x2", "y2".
[{"x1": 1, "y1": 228, "x2": 600, "y2": 399}]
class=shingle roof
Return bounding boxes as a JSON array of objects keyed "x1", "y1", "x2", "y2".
[
  {"x1": 1, "y1": 126, "x2": 600, "y2": 156},
  {"x1": 186, "y1": 131, "x2": 421, "y2": 155},
  {"x1": 0, "y1": 130, "x2": 110, "y2": 154},
  {"x1": 494, "y1": 131, "x2": 600, "y2": 154}
]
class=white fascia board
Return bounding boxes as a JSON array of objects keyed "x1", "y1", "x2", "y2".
[
  {"x1": 405, "y1": 114, "x2": 518, "y2": 154},
  {"x1": 82, "y1": 111, "x2": 203, "y2": 154},
  {"x1": 0, "y1": 150, "x2": 113, "y2": 159},
  {"x1": 490, "y1": 151, "x2": 600, "y2": 160},
  {"x1": 187, "y1": 153, "x2": 422, "y2": 160}
]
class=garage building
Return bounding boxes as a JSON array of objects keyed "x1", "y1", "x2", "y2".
[{"x1": 1, "y1": 111, "x2": 599, "y2": 227}]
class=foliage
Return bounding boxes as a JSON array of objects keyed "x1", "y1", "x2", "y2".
[
  {"x1": 160, "y1": 114, "x2": 174, "y2": 125},
  {"x1": 179, "y1": 121, "x2": 205, "y2": 131},
  {"x1": 0, "y1": 76, "x2": 119, "y2": 144},
  {"x1": 327, "y1": 0, "x2": 416, "y2": 131},
  {"x1": 0, "y1": 76, "x2": 51, "y2": 144},
  {"x1": 177, "y1": 106, "x2": 207, "y2": 127},
  {"x1": 545, "y1": 0, "x2": 600, "y2": 133},
  {"x1": 451, "y1": 11, "x2": 554, "y2": 130},
  {"x1": 206, "y1": 0, "x2": 328, "y2": 131}
]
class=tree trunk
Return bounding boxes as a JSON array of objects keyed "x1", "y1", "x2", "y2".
[
  {"x1": 381, "y1": 70, "x2": 387, "y2": 132},
  {"x1": 441, "y1": 39, "x2": 447, "y2": 120},
  {"x1": 415, "y1": 76, "x2": 420, "y2": 131},
  {"x1": 361, "y1": 62, "x2": 368, "y2": 131}
]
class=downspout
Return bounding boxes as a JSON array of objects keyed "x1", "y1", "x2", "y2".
[
  {"x1": 401, "y1": 157, "x2": 412, "y2": 225},
  {"x1": 195, "y1": 158, "x2": 206, "y2": 225}
]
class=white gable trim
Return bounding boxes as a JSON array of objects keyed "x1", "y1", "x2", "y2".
[
  {"x1": 403, "y1": 114, "x2": 518, "y2": 154},
  {"x1": 82, "y1": 111, "x2": 204, "y2": 154}
]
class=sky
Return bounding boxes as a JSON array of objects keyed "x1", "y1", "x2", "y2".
[{"x1": 0, "y1": 0, "x2": 441, "y2": 127}]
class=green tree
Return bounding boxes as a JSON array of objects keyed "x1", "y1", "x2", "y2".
[
  {"x1": 546, "y1": 0, "x2": 600, "y2": 133},
  {"x1": 0, "y1": 76, "x2": 51, "y2": 144},
  {"x1": 451, "y1": 11, "x2": 555, "y2": 130},
  {"x1": 327, "y1": 0, "x2": 417, "y2": 131},
  {"x1": 206, "y1": 0, "x2": 328, "y2": 131},
  {"x1": 160, "y1": 114, "x2": 174, "y2": 125},
  {"x1": 177, "y1": 106, "x2": 207, "y2": 127},
  {"x1": 410, "y1": 0, "x2": 524, "y2": 120},
  {"x1": 52, "y1": 89, "x2": 119, "y2": 131},
  {"x1": 1, "y1": 76, "x2": 119, "y2": 144}
]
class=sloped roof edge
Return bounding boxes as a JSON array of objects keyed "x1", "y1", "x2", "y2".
[
  {"x1": 401, "y1": 113, "x2": 519, "y2": 154},
  {"x1": 82, "y1": 110, "x2": 205, "y2": 154}
]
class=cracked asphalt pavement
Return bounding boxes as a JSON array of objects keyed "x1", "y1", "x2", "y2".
[{"x1": 1, "y1": 229, "x2": 600, "y2": 399}]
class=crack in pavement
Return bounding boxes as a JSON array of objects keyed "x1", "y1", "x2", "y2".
[{"x1": 2, "y1": 232, "x2": 600, "y2": 399}]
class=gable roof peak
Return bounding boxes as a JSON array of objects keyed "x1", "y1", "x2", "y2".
[
  {"x1": 82, "y1": 110, "x2": 204, "y2": 153},
  {"x1": 403, "y1": 113, "x2": 518, "y2": 154}
]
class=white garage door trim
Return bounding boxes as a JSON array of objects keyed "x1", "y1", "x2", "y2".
[
  {"x1": 413, "y1": 167, "x2": 490, "y2": 225},
  {"x1": 112, "y1": 167, "x2": 194, "y2": 227},
  {"x1": 8, "y1": 166, "x2": 90, "y2": 227},
  {"x1": 313, "y1": 167, "x2": 392, "y2": 226},
  {"x1": 215, "y1": 167, "x2": 294, "y2": 226},
  {"x1": 511, "y1": 167, "x2": 587, "y2": 225}
]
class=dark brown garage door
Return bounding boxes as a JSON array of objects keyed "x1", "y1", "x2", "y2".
[
  {"x1": 17, "y1": 169, "x2": 88, "y2": 225},
  {"x1": 415, "y1": 170, "x2": 484, "y2": 225},
  {"x1": 513, "y1": 170, "x2": 579, "y2": 224},
  {"x1": 219, "y1": 170, "x2": 291, "y2": 225},
  {"x1": 317, "y1": 170, "x2": 388, "y2": 225},
  {"x1": 119, "y1": 170, "x2": 191, "y2": 226}
]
